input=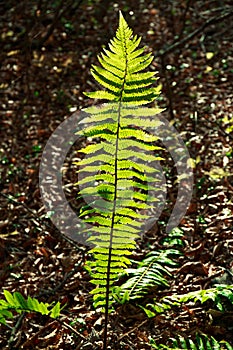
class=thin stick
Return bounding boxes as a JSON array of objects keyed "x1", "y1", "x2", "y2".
[
  {"x1": 118, "y1": 319, "x2": 148, "y2": 341},
  {"x1": 157, "y1": 9, "x2": 233, "y2": 57}
]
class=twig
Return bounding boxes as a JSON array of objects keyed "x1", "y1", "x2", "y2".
[
  {"x1": 118, "y1": 319, "x2": 148, "y2": 341},
  {"x1": 36, "y1": 260, "x2": 84, "y2": 299},
  {"x1": 34, "y1": 0, "x2": 84, "y2": 48},
  {"x1": 177, "y1": 0, "x2": 193, "y2": 40},
  {"x1": 57, "y1": 318, "x2": 86, "y2": 339},
  {"x1": 157, "y1": 9, "x2": 233, "y2": 57},
  {"x1": 0, "y1": 192, "x2": 40, "y2": 218},
  {"x1": 8, "y1": 312, "x2": 25, "y2": 349},
  {"x1": 160, "y1": 55, "x2": 175, "y2": 120},
  {"x1": 33, "y1": 0, "x2": 65, "y2": 48}
]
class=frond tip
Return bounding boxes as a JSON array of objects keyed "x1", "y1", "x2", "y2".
[{"x1": 84, "y1": 11, "x2": 161, "y2": 105}]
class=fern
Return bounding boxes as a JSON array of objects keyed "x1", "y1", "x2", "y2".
[
  {"x1": 163, "y1": 285, "x2": 233, "y2": 312},
  {"x1": 74, "y1": 11, "x2": 164, "y2": 348},
  {"x1": 161, "y1": 227, "x2": 184, "y2": 247},
  {"x1": 116, "y1": 248, "x2": 180, "y2": 301},
  {"x1": 150, "y1": 333, "x2": 233, "y2": 350},
  {"x1": 141, "y1": 285, "x2": 233, "y2": 318},
  {"x1": 0, "y1": 290, "x2": 60, "y2": 325},
  {"x1": 114, "y1": 228, "x2": 183, "y2": 302},
  {"x1": 147, "y1": 286, "x2": 233, "y2": 348}
]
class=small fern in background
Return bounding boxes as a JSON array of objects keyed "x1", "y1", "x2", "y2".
[
  {"x1": 112, "y1": 227, "x2": 183, "y2": 303},
  {"x1": 0, "y1": 290, "x2": 60, "y2": 325},
  {"x1": 150, "y1": 333, "x2": 233, "y2": 350},
  {"x1": 141, "y1": 284, "x2": 233, "y2": 318},
  {"x1": 117, "y1": 248, "x2": 179, "y2": 300},
  {"x1": 162, "y1": 284, "x2": 233, "y2": 312},
  {"x1": 161, "y1": 227, "x2": 184, "y2": 247}
]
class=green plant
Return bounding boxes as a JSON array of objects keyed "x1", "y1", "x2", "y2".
[
  {"x1": 163, "y1": 284, "x2": 233, "y2": 311},
  {"x1": 140, "y1": 284, "x2": 233, "y2": 318},
  {"x1": 114, "y1": 228, "x2": 184, "y2": 302},
  {"x1": 150, "y1": 333, "x2": 233, "y2": 350},
  {"x1": 0, "y1": 290, "x2": 60, "y2": 325},
  {"x1": 74, "y1": 11, "x2": 163, "y2": 348},
  {"x1": 115, "y1": 248, "x2": 179, "y2": 301}
]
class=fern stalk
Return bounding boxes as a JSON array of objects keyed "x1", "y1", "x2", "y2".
[{"x1": 104, "y1": 106, "x2": 121, "y2": 348}]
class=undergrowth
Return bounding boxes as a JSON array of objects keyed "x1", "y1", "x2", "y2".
[{"x1": 1, "y1": 10, "x2": 232, "y2": 350}]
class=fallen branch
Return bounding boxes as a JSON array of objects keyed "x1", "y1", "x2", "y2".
[
  {"x1": 118, "y1": 319, "x2": 148, "y2": 341},
  {"x1": 157, "y1": 9, "x2": 233, "y2": 57}
]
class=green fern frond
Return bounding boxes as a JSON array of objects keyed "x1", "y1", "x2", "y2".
[
  {"x1": 117, "y1": 249, "x2": 180, "y2": 300},
  {"x1": 163, "y1": 284, "x2": 233, "y2": 311},
  {"x1": 150, "y1": 333, "x2": 233, "y2": 350},
  {"x1": 141, "y1": 284, "x2": 233, "y2": 319},
  {"x1": 75, "y1": 11, "x2": 164, "y2": 321},
  {"x1": 161, "y1": 227, "x2": 184, "y2": 247},
  {"x1": 114, "y1": 228, "x2": 183, "y2": 303},
  {"x1": 0, "y1": 290, "x2": 60, "y2": 325}
]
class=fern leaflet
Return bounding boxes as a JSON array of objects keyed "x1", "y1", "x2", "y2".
[{"x1": 0, "y1": 290, "x2": 60, "y2": 325}]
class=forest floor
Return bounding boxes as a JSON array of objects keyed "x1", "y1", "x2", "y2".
[{"x1": 0, "y1": 0, "x2": 233, "y2": 349}]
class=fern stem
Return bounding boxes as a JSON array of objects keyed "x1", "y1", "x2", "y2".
[
  {"x1": 103, "y1": 24, "x2": 128, "y2": 347},
  {"x1": 103, "y1": 245, "x2": 111, "y2": 350},
  {"x1": 103, "y1": 106, "x2": 122, "y2": 349}
]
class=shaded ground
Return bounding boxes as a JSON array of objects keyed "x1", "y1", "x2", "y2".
[{"x1": 0, "y1": 0, "x2": 233, "y2": 349}]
